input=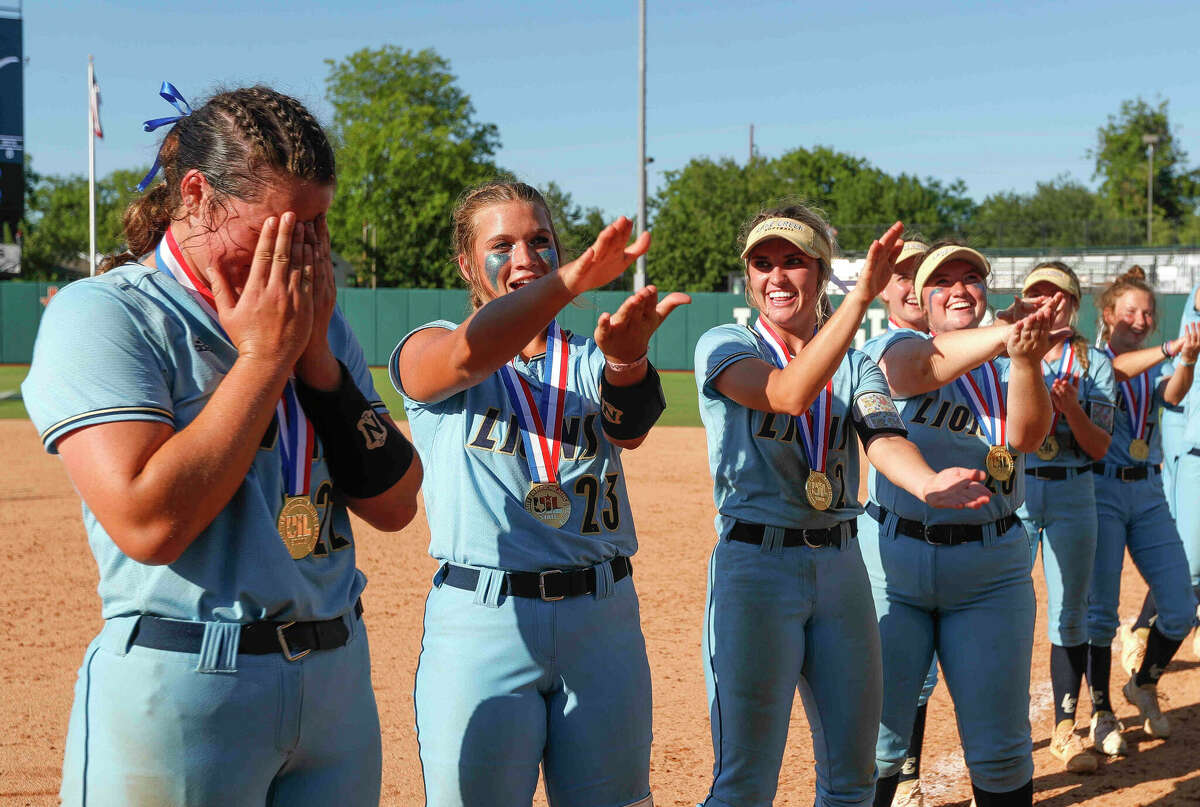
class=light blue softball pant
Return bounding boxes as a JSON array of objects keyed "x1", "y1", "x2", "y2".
[
  {"x1": 1090, "y1": 471, "x2": 1196, "y2": 645},
  {"x1": 858, "y1": 514, "x2": 1035, "y2": 794},
  {"x1": 1018, "y1": 469, "x2": 1097, "y2": 646},
  {"x1": 700, "y1": 525, "x2": 882, "y2": 807},
  {"x1": 1171, "y1": 450, "x2": 1200, "y2": 592},
  {"x1": 60, "y1": 610, "x2": 380, "y2": 807},
  {"x1": 415, "y1": 561, "x2": 652, "y2": 807},
  {"x1": 1160, "y1": 403, "x2": 1185, "y2": 518}
]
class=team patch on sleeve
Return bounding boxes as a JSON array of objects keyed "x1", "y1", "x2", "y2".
[
  {"x1": 853, "y1": 392, "x2": 904, "y2": 431},
  {"x1": 1089, "y1": 401, "x2": 1115, "y2": 434}
]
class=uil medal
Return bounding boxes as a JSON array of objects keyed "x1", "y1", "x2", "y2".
[
  {"x1": 806, "y1": 471, "x2": 834, "y2": 511},
  {"x1": 1107, "y1": 345, "x2": 1153, "y2": 466},
  {"x1": 524, "y1": 482, "x2": 571, "y2": 528},
  {"x1": 500, "y1": 321, "x2": 573, "y2": 530},
  {"x1": 275, "y1": 380, "x2": 318, "y2": 559},
  {"x1": 986, "y1": 445, "x2": 1015, "y2": 482},
  {"x1": 1037, "y1": 340, "x2": 1073, "y2": 463},
  {"x1": 1036, "y1": 435, "x2": 1059, "y2": 461},
  {"x1": 955, "y1": 361, "x2": 1012, "y2": 485},
  {"x1": 278, "y1": 496, "x2": 320, "y2": 559},
  {"x1": 1129, "y1": 438, "x2": 1150, "y2": 462},
  {"x1": 754, "y1": 318, "x2": 837, "y2": 515}
]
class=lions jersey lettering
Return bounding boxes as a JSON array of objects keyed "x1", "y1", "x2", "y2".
[
  {"x1": 21, "y1": 263, "x2": 383, "y2": 622},
  {"x1": 695, "y1": 323, "x2": 897, "y2": 534},
  {"x1": 467, "y1": 408, "x2": 601, "y2": 462},
  {"x1": 393, "y1": 321, "x2": 638, "y2": 571},
  {"x1": 863, "y1": 327, "x2": 1025, "y2": 524}
]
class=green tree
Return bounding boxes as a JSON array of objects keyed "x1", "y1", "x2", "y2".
[
  {"x1": 1091, "y1": 97, "x2": 1200, "y2": 240},
  {"x1": 647, "y1": 148, "x2": 975, "y2": 292},
  {"x1": 324, "y1": 46, "x2": 501, "y2": 287},
  {"x1": 19, "y1": 165, "x2": 146, "y2": 280},
  {"x1": 970, "y1": 176, "x2": 1139, "y2": 248},
  {"x1": 538, "y1": 180, "x2": 626, "y2": 288}
]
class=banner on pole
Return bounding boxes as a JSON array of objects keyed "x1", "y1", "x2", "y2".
[{"x1": 0, "y1": 16, "x2": 22, "y2": 247}]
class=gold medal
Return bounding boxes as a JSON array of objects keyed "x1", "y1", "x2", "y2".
[
  {"x1": 524, "y1": 482, "x2": 571, "y2": 528},
  {"x1": 986, "y1": 445, "x2": 1015, "y2": 481},
  {"x1": 277, "y1": 495, "x2": 320, "y2": 559},
  {"x1": 1129, "y1": 438, "x2": 1150, "y2": 461},
  {"x1": 1036, "y1": 435, "x2": 1059, "y2": 461},
  {"x1": 806, "y1": 471, "x2": 834, "y2": 511}
]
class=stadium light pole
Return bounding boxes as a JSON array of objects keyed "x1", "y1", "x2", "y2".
[
  {"x1": 634, "y1": 0, "x2": 647, "y2": 291},
  {"x1": 1143, "y1": 133, "x2": 1160, "y2": 246}
]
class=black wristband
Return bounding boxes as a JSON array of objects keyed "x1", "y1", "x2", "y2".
[
  {"x1": 600, "y1": 362, "x2": 666, "y2": 440},
  {"x1": 294, "y1": 361, "x2": 415, "y2": 499}
]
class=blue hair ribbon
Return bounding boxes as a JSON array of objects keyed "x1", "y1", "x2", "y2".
[{"x1": 136, "y1": 82, "x2": 193, "y2": 192}]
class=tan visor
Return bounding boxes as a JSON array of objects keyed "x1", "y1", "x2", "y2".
[
  {"x1": 740, "y1": 218, "x2": 832, "y2": 264},
  {"x1": 1022, "y1": 266, "x2": 1080, "y2": 300},
  {"x1": 913, "y1": 245, "x2": 990, "y2": 303}
]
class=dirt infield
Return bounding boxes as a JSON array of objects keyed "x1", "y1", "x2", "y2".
[{"x1": 1, "y1": 420, "x2": 1198, "y2": 806}]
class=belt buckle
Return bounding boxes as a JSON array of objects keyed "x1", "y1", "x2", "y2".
[
  {"x1": 922, "y1": 524, "x2": 940, "y2": 546},
  {"x1": 803, "y1": 529, "x2": 825, "y2": 549},
  {"x1": 1119, "y1": 467, "x2": 1134, "y2": 482},
  {"x1": 275, "y1": 622, "x2": 311, "y2": 662},
  {"x1": 538, "y1": 570, "x2": 566, "y2": 602}
]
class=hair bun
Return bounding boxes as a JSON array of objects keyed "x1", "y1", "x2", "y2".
[{"x1": 1123, "y1": 265, "x2": 1147, "y2": 281}]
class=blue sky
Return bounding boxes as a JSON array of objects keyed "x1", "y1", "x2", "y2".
[{"x1": 22, "y1": 0, "x2": 1200, "y2": 220}]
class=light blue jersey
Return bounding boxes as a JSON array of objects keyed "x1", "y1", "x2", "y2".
[
  {"x1": 21, "y1": 263, "x2": 383, "y2": 623},
  {"x1": 864, "y1": 328, "x2": 1023, "y2": 523},
  {"x1": 1163, "y1": 284, "x2": 1200, "y2": 451},
  {"x1": 392, "y1": 320, "x2": 636, "y2": 571},
  {"x1": 1026, "y1": 344, "x2": 1116, "y2": 469},
  {"x1": 695, "y1": 323, "x2": 900, "y2": 534},
  {"x1": 1101, "y1": 362, "x2": 1168, "y2": 466}
]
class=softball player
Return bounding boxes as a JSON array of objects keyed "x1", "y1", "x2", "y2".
[
  {"x1": 390, "y1": 181, "x2": 688, "y2": 807},
  {"x1": 860, "y1": 243, "x2": 1061, "y2": 807},
  {"x1": 695, "y1": 212, "x2": 991, "y2": 807},
  {"x1": 1121, "y1": 281, "x2": 1200, "y2": 670},
  {"x1": 1084, "y1": 268, "x2": 1199, "y2": 752},
  {"x1": 1013, "y1": 263, "x2": 1115, "y2": 773},
  {"x1": 22, "y1": 86, "x2": 422, "y2": 806},
  {"x1": 866, "y1": 238, "x2": 941, "y2": 807}
]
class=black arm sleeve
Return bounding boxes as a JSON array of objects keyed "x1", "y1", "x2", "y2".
[
  {"x1": 294, "y1": 361, "x2": 415, "y2": 498},
  {"x1": 600, "y1": 362, "x2": 666, "y2": 441}
]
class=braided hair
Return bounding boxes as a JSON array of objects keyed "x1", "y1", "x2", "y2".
[{"x1": 100, "y1": 86, "x2": 335, "y2": 273}]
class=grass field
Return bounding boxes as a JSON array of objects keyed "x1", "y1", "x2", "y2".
[{"x1": 0, "y1": 365, "x2": 705, "y2": 427}]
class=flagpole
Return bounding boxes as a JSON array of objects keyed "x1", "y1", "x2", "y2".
[{"x1": 87, "y1": 55, "x2": 96, "y2": 276}]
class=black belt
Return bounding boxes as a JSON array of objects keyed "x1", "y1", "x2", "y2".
[
  {"x1": 1092, "y1": 462, "x2": 1161, "y2": 481},
  {"x1": 131, "y1": 599, "x2": 363, "y2": 662},
  {"x1": 727, "y1": 520, "x2": 856, "y2": 548},
  {"x1": 441, "y1": 557, "x2": 632, "y2": 601},
  {"x1": 1189, "y1": 448, "x2": 1200, "y2": 459},
  {"x1": 866, "y1": 503, "x2": 1020, "y2": 546},
  {"x1": 1025, "y1": 464, "x2": 1092, "y2": 481}
]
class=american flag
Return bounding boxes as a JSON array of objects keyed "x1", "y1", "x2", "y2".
[{"x1": 89, "y1": 66, "x2": 102, "y2": 139}]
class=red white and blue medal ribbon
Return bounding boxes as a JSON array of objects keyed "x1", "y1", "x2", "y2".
[
  {"x1": 887, "y1": 316, "x2": 906, "y2": 331},
  {"x1": 955, "y1": 361, "x2": 1007, "y2": 449},
  {"x1": 754, "y1": 318, "x2": 835, "y2": 508},
  {"x1": 955, "y1": 360, "x2": 1013, "y2": 479},
  {"x1": 1104, "y1": 344, "x2": 1151, "y2": 455},
  {"x1": 155, "y1": 228, "x2": 224, "y2": 332},
  {"x1": 1043, "y1": 337, "x2": 1076, "y2": 434},
  {"x1": 155, "y1": 230, "x2": 318, "y2": 555},
  {"x1": 499, "y1": 321, "x2": 573, "y2": 526}
]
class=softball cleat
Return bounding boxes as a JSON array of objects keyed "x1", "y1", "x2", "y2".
[
  {"x1": 892, "y1": 779, "x2": 924, "y2": 807},
  {"x1": 1123, "y1": 677, "x2": 1170, "y2": 739},
  {"x1": 1050, "y1": 719, "x2": 1097, "y2": 773},
  {"x1": 1119, "y1": 623, "x2": 1149, "y2": 677},
  {"x1": 1089, "y1": 710, "x2": 1127, "y2": 756}
]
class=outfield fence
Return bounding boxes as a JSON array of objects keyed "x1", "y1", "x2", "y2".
[{"x1": 0, "y1": 282, "x2": 1193, "y2": 370}]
